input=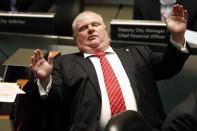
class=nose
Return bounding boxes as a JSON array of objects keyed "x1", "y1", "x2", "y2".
[
  {"x1": 88, "y1": 24, "x2": 93, "y2": 30},
  {"x1": 88, "y1": 24, "x2": 94, "y2": 33}
]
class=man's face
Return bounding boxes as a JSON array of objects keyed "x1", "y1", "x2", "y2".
[{"x1": 74, "y1": 12, "x2": 110, "y2": 54}]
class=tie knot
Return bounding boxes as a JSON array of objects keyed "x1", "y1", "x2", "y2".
[{"x1": 95, "y1": 51, "x2": 105, "y2": 58}]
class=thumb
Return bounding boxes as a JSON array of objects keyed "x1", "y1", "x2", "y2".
[
  {"x1": 48, "y1": 52, "x2": 53, "y2": 65},
  {"x1": 163, "y1": 15, "x2": 168, "y2": 24}
]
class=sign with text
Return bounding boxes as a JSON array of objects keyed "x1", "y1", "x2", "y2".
[
  {"x1": 110, "y1": 19, "x2": 170, "y2": 44},
  {"x1": 0, "y1": 12, "x2": 55, "y2": 35}
]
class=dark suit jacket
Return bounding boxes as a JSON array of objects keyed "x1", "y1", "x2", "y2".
[
  {"x1": 31, "y1": 42, "x2": 190, "y2": 131},
  {"x1": 133, "y1": 0, "x2": 197, "y2": 31},
  {"x1": 162, "y1": 90, "x2": 197, "y2": 131}
]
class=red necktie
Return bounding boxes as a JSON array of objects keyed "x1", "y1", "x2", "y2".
[{"x1": 96, "y1": 52, "x2": 126, "y2": 116}]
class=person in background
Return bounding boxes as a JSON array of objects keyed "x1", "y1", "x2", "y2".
[
  {"x1": 16, "y1": 0, "x2": 55, "y2": 12},
  {"x1": 0, "y1": 0, "x2": 15, "y2": 11},
  {"x1": 17, "y1": 0, "x2": 84, "y2": 36},
  {"x1": 0, "y1": 0, "x2": 55, "y2": 12},
  {"x1": 29, "y1": 4, "x2": 190, "y2": 131},
  {"x1": 133, "y1": 0, "x2": 197, "y2": 32}
]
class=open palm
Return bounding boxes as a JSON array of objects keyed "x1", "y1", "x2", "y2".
[
  {"x1": 30, "y1": 49, "x2": 53, "y2": 81},
  {"x1": 164, "y1": 4, "x2": 188, "y2": 44},
  {"x1": 166, "y1": 16, "x2": 187, "y2": 35}
]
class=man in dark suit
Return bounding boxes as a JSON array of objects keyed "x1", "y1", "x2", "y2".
[
  {"x1": 29, "y1": 4, "x2": 190, "y2": 131},
  {"x1": 0, "y1": 0, "x2": 15, "y2": 11},
  {"x1": 133, "y1": 0, "x2": 197, "y2": 32},
  {"x1": 162, "y1": 90, "x2": 197, "y2": 131},
  {"x1": 0, "y1": 0, "x2": 10, "y2": 11}
]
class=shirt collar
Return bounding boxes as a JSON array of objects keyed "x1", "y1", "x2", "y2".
[{"x1": 83, "y1": 46, "x2": 115, "y2": 58}]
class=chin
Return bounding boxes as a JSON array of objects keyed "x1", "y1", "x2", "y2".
[{"x1": 89, "y1": 42, "x2": 100, "y2": 48}]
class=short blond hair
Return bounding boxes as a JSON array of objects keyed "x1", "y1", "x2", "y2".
[{"x1": 72, "y1": 11, "x2": 104, "y2": 37}]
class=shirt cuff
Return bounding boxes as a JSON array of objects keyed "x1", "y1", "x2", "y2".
[
  {"x1": 37, "y1": 75, "x2": 52, "y2": 96},
  {"x1": 170, "y1": 37, "x2": 189, "y2": 53}
]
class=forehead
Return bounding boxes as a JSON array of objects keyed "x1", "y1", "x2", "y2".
[{"x1": 75, "y1": 12, "x2": 103, "y2": 28}]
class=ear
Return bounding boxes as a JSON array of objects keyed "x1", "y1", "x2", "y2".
[
  {"x1": 104, "y1": 24, "x2": 107, "y2": 30},
  {"x1": 73, "y1": 35, "x2": 76, "y2": 40}
]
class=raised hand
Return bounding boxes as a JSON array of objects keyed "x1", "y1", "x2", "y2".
[
  {"x1": 164, "y1": 4, "x2": 188, "y2": 45},
  {"x1": 30, "y1": 49, "x2": 53, "y2": 87}
]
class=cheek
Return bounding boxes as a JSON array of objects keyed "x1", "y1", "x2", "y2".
[
  {"x1": 99, "y1": 28, "x2": 108, "y2": 36},
  {"x1": 99, "y1": 30, "x2": 108, "y2": 40},
  {"x1": 77, "y1": 33, "x2": 87, "y2": 41},
  {"x1": 76, "y1": 34, "x2": 87, "y2": 47}
]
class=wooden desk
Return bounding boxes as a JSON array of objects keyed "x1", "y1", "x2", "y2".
[{"x1": 0, "y1": 115, "x2": 14, "y2": 131}]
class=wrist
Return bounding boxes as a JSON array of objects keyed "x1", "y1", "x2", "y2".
[
  {"x1": 39, "y1": 75, "x2": 51, "y2": 90},
  {"x1": 171, "y1": 34, "x2": 185, "y2": 46}
]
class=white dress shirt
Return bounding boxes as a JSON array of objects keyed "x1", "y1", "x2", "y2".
[{"x1": 84, "y1": 47, "x2": 137, "y2": 131}]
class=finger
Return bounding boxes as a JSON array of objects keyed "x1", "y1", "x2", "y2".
[
  {"x1": 37, "y1": 49, "x2": 44, "y2": 60},
  {"x1": 173, "y1": 4, "x2": 180, "y2": 16},
  {"x1": 34, "y1": 49, "x2": 44, "y2": 64},
  {"x1": 30, "y1": 55, "x2": 36, "y2": 67},
  {"x1": 172, "y1": 4, "x2": 177, "y2": 16},
  {"x1": 179, "y1": 5, "x2": 184, "y2": 17},
  {"x1": 34, "y1": 50, "x2": 39, "y2": 63},
  {"x1": 32, "y1": 49, "x2": 42, "y2": 66},
  {"x1": 184, "y1": 9, "x2": 188, "y2": 21}
]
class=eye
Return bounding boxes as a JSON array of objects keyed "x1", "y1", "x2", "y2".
[
  {"x1": 78, "y1": 25, "x2": 88, "y2": 32},
  {"x1": 92, "y1": 22, "x2": 101, "y2": 27},
  {"x1": 77, "y1": 22, "x2": 102, "y2": 33}
]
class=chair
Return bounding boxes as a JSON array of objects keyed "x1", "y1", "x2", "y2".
[{"x1": 105, "y1": 110, "x2": 152, "y2": 131}]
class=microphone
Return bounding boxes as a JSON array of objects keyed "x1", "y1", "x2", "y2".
[
  {"x1": 0, "y1": 48, "x2": 9, "y2": 59},
  {"x1": 114, "y1": 3, "x2": 123, "y2": 19}
]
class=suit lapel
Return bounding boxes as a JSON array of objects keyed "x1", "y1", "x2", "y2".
[
  {"x1": 74, "y1": 54, "x2": 101, "y2": 97},
  {"x1": 115, "y1": 48, "x2": 140, "y2": 107}
]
